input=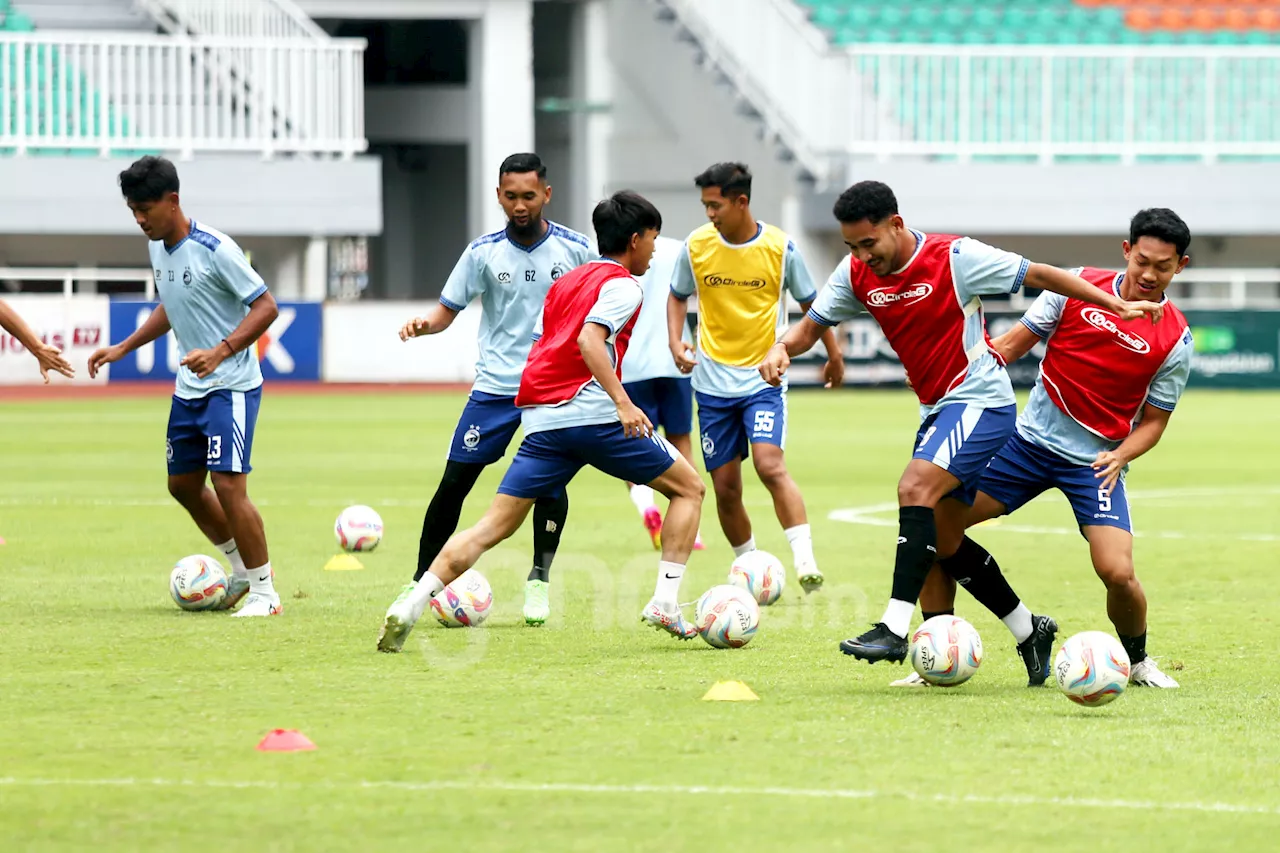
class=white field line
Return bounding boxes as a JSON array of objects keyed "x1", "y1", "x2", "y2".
[{"x1": 0, "y1": 776, "x2": 1276, "y2": 817}]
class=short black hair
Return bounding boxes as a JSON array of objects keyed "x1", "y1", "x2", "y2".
[
  {"x1": 593, "y1": 190, "x2": 662, "y2": 255},
  {"x1": 694, "y1": 162, "x2": 752, "y2": 200},
  {"x1": 1129, "y1": 208, "x2": 1191, "y2": 257},
  {"x1": 832, "y1": 180, "x2": 899, "y2": 225},
  {"x1": 119, "y1": 155, "x2": 180, "y2": 204},
  {"x1": 499, "y1": 152, "x2": 547, "y2": 181}
]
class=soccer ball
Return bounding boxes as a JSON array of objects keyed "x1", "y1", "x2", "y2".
[
  {"x1": 728, "y1": 550, "x2": 786, "y2": 606},
  {"x1": 169, "y1": 555, "x2": 229, "y2": 611},
  {"x1": 430, "y1": 569, "x2": 494, "y2": 628},
  {"x1": 909, "y1": 615, "x2": 984, "y2": 686},
  {"x1": 335, "y1": 505, "x2": 383, "y2": 552},
  {"x1": 1054, "y1": 631, "x2": 1131, "y2": 707},
  {"x1": 694, "y1": 584, "x2": 760, "y2": 649}
]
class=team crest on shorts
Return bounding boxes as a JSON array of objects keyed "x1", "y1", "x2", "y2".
[
  {"x1": 463, "y1": 424, "x2": 482, "y2": 450},
  {"x1": 165, "y1": 438, "x2": 174, "y2": 463},
  {"x1": 701, "y1": 433, "x2": 715, "y2": 456}
]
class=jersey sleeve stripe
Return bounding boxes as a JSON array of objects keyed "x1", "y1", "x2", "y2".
[
  {"x1": 807, "y1": 307, "x2": 838, "y2": 327},
  {"x1": 584, "y1": 315, "x2": 617, "y2": 334},
  {"x1": 1011, "y1": 257, "x2": 1030, "y2": 294},
  {"x1": 241, "y1": 284, "x2": 268, "y2": 306},
  {"x1": 1020, "y1": 317, "x2": 1050, "y2": 338},
  {"x1": 1145, "y1": 396, "x2": 1177, "y2": 412},
  {"x1": 669, "y1": 285, "x2": 691, "y2": 301},
  {"x1": 439, "y1": 296, "x2": 466, "y2": 312},
  {"x1": 794, "y1": 289, "x2": 817, "y2": 304}
]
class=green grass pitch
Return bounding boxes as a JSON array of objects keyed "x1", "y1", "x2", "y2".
[{"x1": 2, "y1": 388, "x2": 1279, "y2": 851}]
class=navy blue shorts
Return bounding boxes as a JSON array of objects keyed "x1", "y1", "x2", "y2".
[
  {"x1": 624, "y1": 377, "x2": 694, "y2": 436},
  {"x1": 167, "y1": 387, "x2": 262, "y2": 476},
  {"x1": 979, "y1": 433, "x2": 1132, "y2": 533},
  {"x1": 912, "y1": 403, "x2": 1017, "y2": 505},
  {"x1": 448, "y1": 391, "x2": 523, "y2": 465},
  {"x1": 498, "y1": 424, "x2": 681, "y2": 499},
  {"x1": 696, "y1": 386, "x2": 786, "y2": 472}
]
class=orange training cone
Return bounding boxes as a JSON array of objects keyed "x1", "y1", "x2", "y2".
[{"x1": 256, "y1": 729, "x2": 316, "y2": 752}]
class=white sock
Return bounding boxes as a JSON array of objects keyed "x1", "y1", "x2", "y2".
[
  {"x1": 1002, "y1": 602, "x2": 1034, "y2": 644},
  {"x1": 784, "y1": 523, "x2": 815, "y2": 567},
  {"x1": 247, "y1": 562, "x2": 276, "y2": 597},
  {"x1": 406, "y1": 573, "x2": 445, "y2": 611},
  {"x1": 881, "y1": 599, "x2": 915, "y2": 638},
  {"x1": 216, "y1": 538, "x2": 248, "y2": 579},
  {"x1": 653, "y1": 561, "x2": 685, "y2": 609},
  {"x1": 731, "y1": 537, "x2": 756, "y2": 558},
  {"x1": 630, "y1": 484, "x2": 656, "y2": 516}
]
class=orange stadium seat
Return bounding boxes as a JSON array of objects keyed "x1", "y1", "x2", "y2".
[{"x1": 1125, "y1": 7, "x2": 1156, "y2": 29}]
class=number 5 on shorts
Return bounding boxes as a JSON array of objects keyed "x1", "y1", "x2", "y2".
[{"x1": 1098, "y1": 487, "x2": 1111, "y2": 513}]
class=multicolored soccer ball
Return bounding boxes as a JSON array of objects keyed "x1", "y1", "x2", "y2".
[
  {"x1": 695, "y1": 585, "x2": 760, "y2": 649},
  {"x1": 430, "y1": 569, "x2": 494, "y2": 628},
  {"x1": 335, "y1": 505, "x2": 384, "y2": 552},
  {"x1": 1054, "y1": 631, "x2": 1131, "y2": 707},
  {"x1": 909, "y1": 615, "x2": 984, "y2": 686},
  {"x1": 728, "y1": 550, "x2": 786, "y2": 606},
  {"x1": 169, "y1": 555, "x2": 229, "y2": 611}
]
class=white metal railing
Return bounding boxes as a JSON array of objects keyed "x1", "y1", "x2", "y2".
[
  {"x1": 0, "y1": 32, "x2": 366, "y2": 159},
  {"x1": 660, "y1": 0, "x2": 1280, "y2": 181},
  {"x1": 138, "y1": 0, "x2": 327, "y2": 41}
]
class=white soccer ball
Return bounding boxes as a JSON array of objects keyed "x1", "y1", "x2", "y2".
[
  {"x1": 335, "y1": 505, "x2": 384, "y2": 552},
  {"x1": 169, "y1": 555, "x2": 229, "y2": 611},
  {"x1": 909, "y1": 615, "x2": 984, "y2": 686},
  {"x1": 431, "y1": 569, "x2": 494, "y2": 628},
  {"x1": 1054, "y1": 631, "x2": 1131, "y2": 707},
  {"x1": 695, "y1": 584, "x2": 760, "y2": 649},
  {"x1": 728, "y1": 550, "x2": 786, "y2": 606}
]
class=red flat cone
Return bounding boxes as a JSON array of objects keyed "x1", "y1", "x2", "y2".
[
  {"x1": 256, "y1": 729, "x2": 316, "y2": 752},
  {"x1": 0, "y1": 537, "x2": 6, "y2": 545}
]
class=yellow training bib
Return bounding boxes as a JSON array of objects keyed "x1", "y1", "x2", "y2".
[{"x1": 686, "y1": 222, "x2": 789, "y2": 368}]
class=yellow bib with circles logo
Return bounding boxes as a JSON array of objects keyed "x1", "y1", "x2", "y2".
[{"x1": 686, "y1": 222, "x2": 788, "y2": 368}]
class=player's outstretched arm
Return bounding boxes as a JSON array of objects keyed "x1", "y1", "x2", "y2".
[
  {"x1": 799, "y1": 299, "x2": 844, "y2": 389},
  {"x1": 759, "y1": 317, "x2": 825, "y2": 387},
  {"x1": 181, "y1": 291, "x2": 279, "y2": 380},
  {"x1": 0, "y1": 298, "x2": 75, "y2": 383},
  {"x1": 578, "y1": 322, "x2": 653, "y2": 439},
  {"x1": 990, "y1": 323, "x2": 1040, "y2": 365},
  {"x1": 87, "y1": 303, "x2": 172, "y2": 379},
  {"x1": 1023, "y1": 264, "x2": 1162, "y2": 323},
  {"x1": 1092, "y1": 403, "x2": 1172, "y2": 492},
  {"x1": 399, "y1": 302, "x2": 459, "y2": 341}
]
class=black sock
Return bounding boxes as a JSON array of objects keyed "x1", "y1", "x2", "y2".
[
  {"x1": 529, "y1": 488, "x2": 569, "y2": 583},
  {"x1": 413, "y1": 461, "x2": 485, "y2": 582},
  {"x1": 922, "y1": 609, "x2": 955, "y2": 621},
  {"x1": 890, "y1": 506, "x2": 937, "y2": 603},
  {"x1": 1118, "y1": 631, "x2": 1148, "y2": 664},
  {"x1": 940, "y1": 536, "x2": 1021, "y2": 620}
]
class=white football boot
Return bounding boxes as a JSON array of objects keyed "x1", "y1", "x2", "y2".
[
  {"x1": 1129, "y1": 657, "x2": 1180, "y2": 688},
  {"x1": 231, "y1": 592, "x2": 282, "y2": 617},
  {"x1": 890, "y1": 670, "x2": 931, "y2": 688},
  {"x1": 377, "y1": 582, "x2": 427, "y2": 652}
]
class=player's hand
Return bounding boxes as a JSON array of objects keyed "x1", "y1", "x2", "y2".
[
  {"x1": 180, "y1": 347, "x2": 226, "y2": 379},
  {"x1": 823, "y1": 354, "x2": 845, "y2": 389},
  {"x1": 87, "y1": 344, "x2": 125, "y2": 379},
  {"x1": 1091, "y1": 450, "x2": 1128, "y2": 493},
  {"x1": 1115, "y1": 299, "x2": 1163, "y2": 325},
  {"x1": 671, "y1": 342, "x2": 697, "y2": 375},
  {"x1": 618, "y1": 400, "x2": 654, "y2": 439},
  {"x1": 758, "y1": 343, "x2": 790, "y2": 387},
  {"x1": 32, "y1": 342, "x2": 75, "y2": 383},
  {"x1": 399, "y1": 317, "x2": 430, "y2": 341}
]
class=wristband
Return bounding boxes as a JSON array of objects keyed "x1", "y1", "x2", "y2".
[{"x1": 220, "y1": 339, "x2": 235, "y2": 357}]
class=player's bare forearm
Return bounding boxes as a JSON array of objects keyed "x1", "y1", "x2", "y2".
[
  {"x1": 666, "y1": 293, "x2": 690, "y2": 351},
  {"x1": 1113, "y1": 404, "x2": 1171, "y2": 465},
  {"x1": 1023, "y1": 264, "x2": 1127, "y2": 314},
  {"x1": 578, "y1": 323, "x2": 631, "y2": 406},
  {"x1": 799, "y1": 300, "x2": 843, "y2": 360},
  {"x1": 778, "y1": 315, "x2": 826, "y2": 357},
  {"x1": 224, "y1": 291, "x2": 279, "y2": 354},
  {"x1": 119, "y1": 303, "x2": 173, "y2": 354},
  {"x1": 404, "y1": 302, "x2": 458, "y2": 339},
  {"x1": 991, "y1": 323, "x2": 1041, "y2": 364},
  {"x1": 0, "y1": 298, "x2": 45, "y2": 351}
]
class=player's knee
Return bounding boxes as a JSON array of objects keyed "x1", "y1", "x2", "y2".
[
  {"x1": 1095, "y1": 558, "x2": 1136, "y2": 590},
  {"x1": 752, "y1": 454, "x2": 789, "y2": 489},
  {"x1": 167, "y1": 476, "x2": 201, "y2": 505},
  {"x1": 897, "y1": 472, "x2": 940, "y2": 507},
  {"x1": 711, "y1": 475, "x2": 741, "y2": 504}
]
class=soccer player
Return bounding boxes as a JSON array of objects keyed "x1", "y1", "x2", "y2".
[
  {"x1": 377, "y1": 191, "x2": 706, "y2": 653},
  {"x1": 88, "y1": 156, "x2": 281, "y2": 617},
  {"x1": 668, "y1": 162, "x2": 842, "y2": 593},
  {"x1": 619, "y1": 233, "x2": 703, "y2": 550},
  {"x1": 0, "y1": 299, "x2": 75, "y2": 382},
  {"x1": 894, "y1": 209, "x2": 1192, "y2": 688},
  {"x1": 759, "y1": 180, "x2": 1162, "y2": 666},
  {"x1": 387, "y1": 153, "x2": 593, "y2": 628}
]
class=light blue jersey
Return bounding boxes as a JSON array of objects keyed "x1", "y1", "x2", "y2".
[
  {"x1": 440, "y1": 221, "x2": 594, "y2": 396},
  {"x1": 621, "y1": 235, "x2": 690, "y2": 384},
  {"x1": 1016, "y1": 287, "x2": 1194, "y2": 466},
  {"x1": 670, "y1": 225, "x2": 817, "y2": 398},
  {"x1": 150, "y1": 220, "x2": 267, "y2": 400},
  {"x1": 522, "y1": 263, "x2": 644, "y2": 435}
]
